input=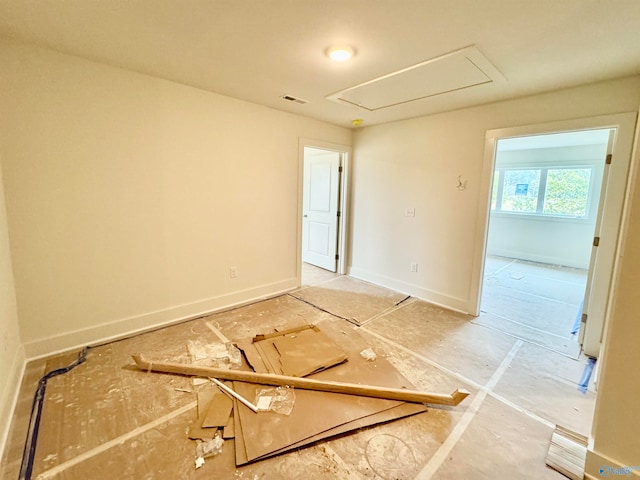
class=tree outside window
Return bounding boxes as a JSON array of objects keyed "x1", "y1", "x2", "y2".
[
  {"x1": 491, "y1": 167, "x2": 592, "y2": 218},
  {"x1": 543, "y1": 169, "x2": 591, "y2": 217}
]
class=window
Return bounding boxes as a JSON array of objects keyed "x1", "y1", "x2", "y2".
[
  {"x1": 543, "y1": 168, "x2": 591, "y2": 217},
  {"x1": 491, "y1": 167, "x2": 592, "y2": 218},
  {"x1": 502, "y1": 169, "x2": 540, "y2": 213}
]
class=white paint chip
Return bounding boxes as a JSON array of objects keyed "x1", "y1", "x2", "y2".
[{"x1": 256, "y1": 396, "x2": 272, "y2": 411}]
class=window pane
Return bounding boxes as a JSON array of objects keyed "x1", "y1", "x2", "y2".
[
  {"x1": 543, "y1": 168, "x2": 591, "y2": 217},
  {"x1": 501, "y1": 170, "x2": 540, "y2": 213}
]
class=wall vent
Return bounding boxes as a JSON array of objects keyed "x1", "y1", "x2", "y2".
[{"x1": 281, "y1": 94, "x2": 309, "y2": 105}]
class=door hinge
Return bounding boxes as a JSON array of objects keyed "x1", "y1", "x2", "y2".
[
  {"x1": 338, "y1": 165, "x2": 343, "y2": 173},
  {"x1": 593, "y1": 236, "x2": 600, "y2": 247},
  {"x1": 581, "y1": 313, "x2": 588, "y2": 324},
  {"x1": 337, "y1": 211, "x2": 341, "y2": 217},
  {"x1": 606, "y1": 154, "x2": 612, "y2": 165},
  {"x1": 335, "y1": 254, "x2": 339, "y2": 260}
]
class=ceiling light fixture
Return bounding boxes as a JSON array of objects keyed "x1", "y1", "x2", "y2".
[{"x1": 327, "y1": 45, "x2": 355, "y2": 62}]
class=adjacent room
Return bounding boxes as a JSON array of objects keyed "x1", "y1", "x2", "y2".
[
  {"x1": 1, "y1": 2, "x2": 640, "y2": 479},
  {"x1": 478, "y1": 129, "x2": 612, "y2": 358}
]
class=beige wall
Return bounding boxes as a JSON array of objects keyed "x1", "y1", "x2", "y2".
[
  {"x1": 0, "y1": 156, "x2": 23, "y2": 455},
  {"x1": 586, "y1": 116, "x2": 640, "y2": 476},
  {"x1": 0, "y1": 40, "x2": 350, "y2": 357},
  {"x1": 350, "y1": 76, "x2": 640, "y2": 312}
]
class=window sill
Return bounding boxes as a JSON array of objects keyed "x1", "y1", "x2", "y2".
[{"x1": 490, "y1": 211, "x2": 593, "y2": 224}]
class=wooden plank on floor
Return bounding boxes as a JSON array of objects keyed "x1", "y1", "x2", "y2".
[{"x1": 545, "y1": 424, "x2": 588, "y2": 480}]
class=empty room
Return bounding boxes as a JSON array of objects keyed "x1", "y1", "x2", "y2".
[{"x1": 1, "y1": 2, "x2": 639, "y2": 479}]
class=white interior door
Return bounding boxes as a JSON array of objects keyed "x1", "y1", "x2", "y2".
[
  {"x1": 579, "y1": 129, "x2": 624, "y2": 358},
  {"x1": 302, "y1": 148, "x2": 341, "y2": 272}
]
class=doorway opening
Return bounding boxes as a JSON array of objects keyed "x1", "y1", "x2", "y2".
[
  {"x1": 478, "y1": 129, "x2": 611, "y2": 358},
  {"x1": 469, "y1": 112, "x2": 636, "y2": 440},
  {"x1": 471, "y1": 113, "x2": 636, "y2": 362},
  {"x1": 298, "y1": 140, "x2": 350, "y2": 287}
]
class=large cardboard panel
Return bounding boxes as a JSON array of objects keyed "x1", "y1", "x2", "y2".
[
  {"x1": 201, "y1": 392, "x2": 233, "y2": 428},
  {"x1": 233, "y1": 323, "x2": 428, "y2": 464},
  {"x1": 242, "y1": 324, "x2": 347, "y2": 377}
]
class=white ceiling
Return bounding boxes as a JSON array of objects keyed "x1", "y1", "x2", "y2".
[{"x1": 1, "y1": 0, "x2": 639, "y2": 128}]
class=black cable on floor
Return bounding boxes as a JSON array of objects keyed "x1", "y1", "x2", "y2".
[{"x1": 18, "y1": 347, "x2": 89, "y2": 480}]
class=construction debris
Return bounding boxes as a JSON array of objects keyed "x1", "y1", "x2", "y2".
[
  {"x1": 211, "y1": 378, "x2": 259, "y2": 413},
  {"x1": 195, "y1": 434, "x2": 224, "y2": 469},
  {"x1": 545, "y1": 425, "x2": 588, "y2": 480},
  {"x1": 238, "y1": 324, "x2": 348, "y2": 376},
  {"x1": 188, "y1": 389, "x2": 222, "y2": 440},
  {"x1": 254, "y1": 386, "x2": 295, "y2": 414},
  {"x1": 131, "y1": 323, "x2": 469, "y2": 468},
  {"x1": 360, "y1": 348, "x2": 377, "y2": 361},
  {"x1": 202, "y1": 392, "x2": 233, "y2": 428},
  {"x1": 132, "y1": 354, "x2": 469, "y2": 405}
]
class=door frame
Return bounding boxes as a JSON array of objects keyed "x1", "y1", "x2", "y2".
[
  {"x1": 297, "y1": 138, "x2": 351, "y2": 280},
  {"x1": 469, "y1": 112, "x2": 637, "y2": 357}
]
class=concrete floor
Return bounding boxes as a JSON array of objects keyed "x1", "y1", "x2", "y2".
[{"x1": 1, "y1": 263, "x2": 595, "y2": 479}]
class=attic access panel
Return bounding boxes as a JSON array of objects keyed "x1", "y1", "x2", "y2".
[{"x1": 327, "y1": 46, "x2": 505, "y2": 111}]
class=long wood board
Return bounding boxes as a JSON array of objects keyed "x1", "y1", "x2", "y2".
[{"x1": 131, "y1": 354, "x2": 470, "y2": 406}]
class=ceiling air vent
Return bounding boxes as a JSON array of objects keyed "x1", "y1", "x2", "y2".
[{"x1": 281, "y1": 94, "x2": 309, "y2": 105}]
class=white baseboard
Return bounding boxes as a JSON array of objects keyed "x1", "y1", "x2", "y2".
[
  {"x1": 348, "y1": 267, "x2": 469, "y2": 314},
  {"x1": 487, "y1": 248, "x2": 589, "y2": 270},
  {"x1": 23, "y1": 278, "x2": 298, "y2": 361},
  {"x1": 0, "y1": 343, "x2": 26, "y2": 465},
  {"x1": 586, "y1": 449, "x2": 640, "y2": 478}
]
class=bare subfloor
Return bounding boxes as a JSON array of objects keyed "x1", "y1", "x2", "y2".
[{"x1": 1, "y1": 266, "x2": 595, "y2": 479}]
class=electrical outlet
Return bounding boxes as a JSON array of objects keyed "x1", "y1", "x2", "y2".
[
  {"x1": 230, "y1": 266, "x2": 238, "y2": 278},
  {"x1": 405, "y1": 208, "x2": 416, "y2": 217},
  {"x1": 410, "y1": 262, "x2": 418, "y2": 273}
]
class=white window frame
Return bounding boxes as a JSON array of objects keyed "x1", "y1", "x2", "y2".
[{"x1": 491, "y1": 164, "x2": 596, "y2": 220}]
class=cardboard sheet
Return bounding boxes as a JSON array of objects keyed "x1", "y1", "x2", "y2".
[
  {"x1": 201, "y1": 392, "x2": 233, "y2": 428},
  {"x1": 235, "y1": 384, "x2": 400, "y2": 462},
  {"x1": 272, "y1": 328, "x2": 348, "y2": 377},
  {"x1": 232, "y1": 323, "x2": 428, "y2": 464},
  {"x1": 240, "y1": 324, "x2": 348, "y2": 377},
  {"x1": 222, "y1": 415, "x2": 235, "y2": 439},
  {"x1": 233, "y1": 387, "x2": 427, "y2": 465},
  {"x1": 236, "y1": 339, "x2": 269, "y2": 373},
  {"x1": 188, "y1": 388, "x2": 219, "y2": 440},
  {"x1": 234, "y1": 399, "x2": 425, "y2": 464}
]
